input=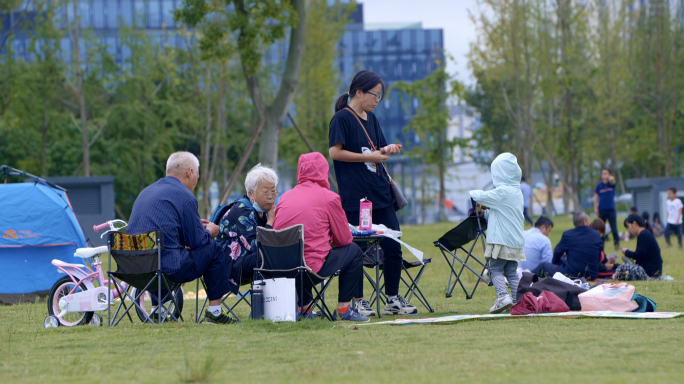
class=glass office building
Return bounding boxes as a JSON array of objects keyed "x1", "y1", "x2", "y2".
[
  {"x1": 338, "y1": 4, "x2": 444, "y2": 147},
  {"x1": 2, "y1": 0, "x2": 185, "y2": 62}
]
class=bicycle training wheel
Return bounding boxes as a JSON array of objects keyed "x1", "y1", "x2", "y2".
[{"x1": 47, "y1": 276, "x2": 94, "y2": 326}]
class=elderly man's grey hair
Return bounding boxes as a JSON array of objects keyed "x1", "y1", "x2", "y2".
[
  {"x1": 573, "y1": 211, "x2": 589, "y2": 227},
  {"x1": 166, "y1": 151, "x2": 200, "y2": 175},
  {"x1": 245, "y1": 163, "x2": 278, "y2": 193}
]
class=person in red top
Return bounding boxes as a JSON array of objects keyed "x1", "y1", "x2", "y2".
[{"x1": 273, "y1": 152, "x2": 369, "y2": 322}]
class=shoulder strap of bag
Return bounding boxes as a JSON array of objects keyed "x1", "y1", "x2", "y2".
[
  {"x1": 344, "y1": 107, "x2": 376, "y2": 151},
  {"x1": 344, "y1": 107, "x2": 394, "y2": 181}
]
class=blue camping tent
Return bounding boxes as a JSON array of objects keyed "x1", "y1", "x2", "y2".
[{"x1": 0, "y1": 168, "x2": 87, "y2": 304}]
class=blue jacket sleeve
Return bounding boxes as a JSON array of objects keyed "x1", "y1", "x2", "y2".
[
  {"x1": 553, "y1": 234, "x2": 568, "y2": 264},
  {"x1": 180, "y1": 200, "x2": 211, "y2": 249}
]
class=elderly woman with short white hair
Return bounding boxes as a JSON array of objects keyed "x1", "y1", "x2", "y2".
[{"x1": 216, "y1": 164, "x2": 278, "y2": 284}]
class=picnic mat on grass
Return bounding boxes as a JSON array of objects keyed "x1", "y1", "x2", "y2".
[{"x1": 361, "y1": 311, "x2": 684, "y2": 326}]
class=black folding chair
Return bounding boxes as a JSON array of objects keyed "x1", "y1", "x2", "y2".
[
  {"x1": 354, "y1": 237, "x2": 435, "y2": 317},
  {"x1": 107, "y1": 230, "x2": 184, "y2": 325},
  {"x1": 253, "y1": 224, "x2": 337, "y2": 321},
  {"x1": 194, "y1": 277, "x2": 248, "y2": 323},
  {"x1": 195, "y1": 202, "x2": 253, "y2": 323},
  {"x1": 434, "y1": 200, "x2": 492, "y2": 299}
]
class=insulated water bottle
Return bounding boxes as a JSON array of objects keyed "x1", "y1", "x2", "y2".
[{"x1": 251, "y1": 281, "x2": 265, "y2": 320}]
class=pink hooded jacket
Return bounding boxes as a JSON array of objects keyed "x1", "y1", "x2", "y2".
[{"x1": 273, "y1": 152, "x2": 353, "y2": 273}]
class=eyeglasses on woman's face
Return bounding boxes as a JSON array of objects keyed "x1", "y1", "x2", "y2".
[
  {"x1": 255, "y1": 189, "x2": 279, "y2": 197},
  {"x1": 366, "y1": 91, "x2": 381, "y2": 102}
]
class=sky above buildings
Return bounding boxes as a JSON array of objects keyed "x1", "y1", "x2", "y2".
[{"x1": 360, "y1": 0, "x2": 479, "y2": 86}]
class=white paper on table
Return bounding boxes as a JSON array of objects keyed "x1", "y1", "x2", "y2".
[{"x1": 379, "y1": 233, "x2": 424, "y2": 263}]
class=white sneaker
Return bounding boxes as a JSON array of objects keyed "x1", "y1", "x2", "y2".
[
  {"x1": 383, "y1": 295, "x2": 418, "y2": 315},
  {"x1": 354, "y1": 299, "x2": 377, "y2": 317},
  {"x1": 489, "y1": 295, "x2": 513, "y2": 314}
]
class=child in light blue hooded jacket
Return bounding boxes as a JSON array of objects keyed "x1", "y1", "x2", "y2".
[{"x1": 469, "y1": 152, "x2": 526, "y2": 314}]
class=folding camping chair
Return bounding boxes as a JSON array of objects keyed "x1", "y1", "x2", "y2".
[
  {"x1": 107, "y1": 230, "x2": 184, "y2": 325},
  {"x1": 434, "y1": 200, "x2": 492, "y2": 299},
  {"x1": 354, "y1": 238, "x2": 435, "y2": 318},
  {"x1": 253, "y1": 224, "x2": 338, "y2": 321},
  {"x1": 194, "y1": 201, "x2": 253, "y2": 323}
]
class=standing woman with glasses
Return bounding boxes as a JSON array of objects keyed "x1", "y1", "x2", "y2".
[
  {"x1": 328, "y1": 70, "x2": 417, "y2": 316},
  {"x1": 216, "y1": 164, "x2": 278, "y2": 286}
]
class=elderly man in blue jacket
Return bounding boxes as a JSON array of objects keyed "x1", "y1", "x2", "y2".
[{"x1": 532, "y1": 212, "x2": 601, "y2": 280}]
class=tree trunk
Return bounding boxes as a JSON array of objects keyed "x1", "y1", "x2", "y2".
[
  {"x1": 72, "y1": 0, "x2": 89, "y2": 177},
  {"x1": 437, "y1": 130, "x2": 446, "y2": 222},
  {"x1": 201, "y1": 65, "x2": 212, "y2": 218},
  {"x1": 41, "y1": 108, "x2": 48, "y2": 178},
  {"x1": 240, "y1": 0, "x2": 306, "y2": 168},
  {"x1": 558, "y1": 0, "x2": 580, "y2": 210}
]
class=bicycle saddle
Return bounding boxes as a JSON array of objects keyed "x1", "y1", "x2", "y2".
[{"x1": 74, "y1": 246, "x2": 109, "y2": 258}]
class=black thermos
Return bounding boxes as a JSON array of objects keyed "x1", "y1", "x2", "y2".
[{"x1": 251, "y1": 281, "x2": 265, "y2": 320}]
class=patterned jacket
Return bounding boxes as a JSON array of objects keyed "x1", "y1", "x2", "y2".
[{"x1": 216, "y1": 196, "x2": 268, "y2": 259}]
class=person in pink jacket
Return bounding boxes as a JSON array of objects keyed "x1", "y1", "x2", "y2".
[{"x1": 274, "y1": 152, "x2": 369, "y2": 322}]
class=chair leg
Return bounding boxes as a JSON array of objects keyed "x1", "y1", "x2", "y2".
[
  {"x1": 401, "y1": 265, "x2": 434, "y2": 312},
  {"x1": 196, "y1": 278, "x2": 209, "y2": 323},
  {"x1": 160, "y1": 276, "x2": 184, "y2": 322},
  {"x1": 307, "y1": 274, "x2": 336, "y2": 321}
]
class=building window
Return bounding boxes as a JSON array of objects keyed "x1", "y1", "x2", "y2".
[
  {"x1": 106, "y1": 0, "x2": 118, "y2": 29},
  {"x1": 92, "y1": 0, "x2": 105, "y2": 29},
  {"x1": 148, "y1": 0, "x2": 161, "y2": 28}
]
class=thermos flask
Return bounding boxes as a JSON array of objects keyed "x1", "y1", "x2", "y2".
[{"x1": 251, "y1": 281, "x2": 265, "y2": 320}]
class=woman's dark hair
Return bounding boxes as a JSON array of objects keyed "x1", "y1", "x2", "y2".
[
  {"x1": 653, "y1": 212, "x2": 661, "y2": 222},
  {"x1": 589, "y1": 218, "x2": 606, "y2": 234},
  {"x1": 334, "y1": 70, "x2": 386, "y2": 112},
  {"x1": 624, "y1": 214, "x2": 646, "y2": 228},
  {"x1": 642, "y1": 211, "x2": 650, "y2": 221}
]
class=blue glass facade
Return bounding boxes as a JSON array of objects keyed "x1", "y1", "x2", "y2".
[
  {"x1": 338, "y1": 25, "x2": 444, "y2": 146},
  {"x1": 2, "y1": 0, "x2": 184, "y2": 62}
]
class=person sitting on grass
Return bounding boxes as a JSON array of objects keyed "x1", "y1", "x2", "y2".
[
  {"x1": 652, "y1": 212, "x2": 664, "y2": 238},
  {"x1": 127, "y1": 151, "x2": 237, "y2": 324},
  {"x1": 615, "y1": 214, "x2": 663, "y2": 280},
  {"x1": 519, "y1": 217, "x2": 554, "y2": 272},
  {"x1": 532, "y1": 212, "x2": 601, "y2": 281},
  {"x1": 588, "y1": 218, "x2": 620, "y2": 277},
  {"x1": 216, "y1": 164, "x2": 277, "y2": 286},
  {"x1": 273, "y1": 152, "x2": 369, "y2": 322},
  {"x1": 469, "y1": 152, "x2": 526, "y2": 313}
]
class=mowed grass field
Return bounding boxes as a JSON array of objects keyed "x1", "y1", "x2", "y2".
[{"x1": 1, "y1": 215, "x2": 684, "y2": 383}]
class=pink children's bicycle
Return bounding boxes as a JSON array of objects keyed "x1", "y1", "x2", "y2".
[
  {"x1": 43, "y1": 220, "x2": 181, "y2": 328},
  {"x1": 44, "y1": 220, "x2": 128, "y2": 328}
]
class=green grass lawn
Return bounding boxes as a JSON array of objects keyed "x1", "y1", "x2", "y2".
[{"x1": 2, "y1": 215, "x2": 684, "y2": 383}]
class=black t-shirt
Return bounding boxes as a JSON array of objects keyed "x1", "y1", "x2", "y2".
[{"x1": 328, "y1": 108, "x2": 393, "y2": 212}]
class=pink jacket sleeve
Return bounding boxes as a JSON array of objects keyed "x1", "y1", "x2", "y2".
[{"x1": 328, "y1": 194, "x2": 353, "y2": 247}]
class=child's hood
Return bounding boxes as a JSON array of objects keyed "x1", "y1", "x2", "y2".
[{"x1": 491, "y1": 152, "x2": 522, "y2": 188}]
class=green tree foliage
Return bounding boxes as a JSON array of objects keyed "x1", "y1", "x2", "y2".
[
  {"x1": 0, "y1": 0, "x2": 259, "y2": 219},
  {"x1": 468, "y1": 0, "x2": 684, "y2": 210},
  {"x1": 175, "y1": 0, "x2": 307, "y2": 168},
  {"x1": 393, "y1": 60, "x2": 465, "y2": 221}
]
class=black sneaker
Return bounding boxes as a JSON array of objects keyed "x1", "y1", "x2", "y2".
[{"x1": 204, "y1": 310, "x2": 236, "y2": 324}]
